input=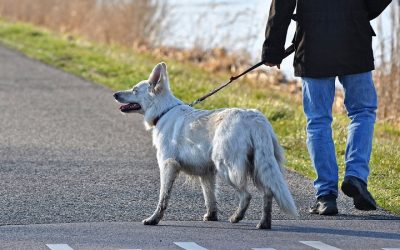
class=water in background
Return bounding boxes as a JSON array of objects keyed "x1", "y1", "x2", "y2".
[
  {"x1": 166, "y1": 0, "x2": 294, "y2": 78},
  {"x1": 166, "y1": 0, "x2": 390, "y2": 79}
]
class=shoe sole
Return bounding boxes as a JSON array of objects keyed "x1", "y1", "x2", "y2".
[
  {"x1": 309, "y1": 206, "x2": 338, "y2": 216},
  {"x1": 319, "y1": 207, "x2": 338, "y2": 215},
  {"x1": 341, "y1": 181, "x2": 376, "y2": 211}
]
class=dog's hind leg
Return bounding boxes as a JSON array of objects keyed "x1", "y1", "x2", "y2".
[
  {"x1": 200, "y1": 174, "x2": 218, "y2": 221},
  {"x1": 225, "y1": 165, "x2": 251, "y2": 223},
  {"x1": 143, "y1": 159, "x2": 180, "y2": 225},
  {"x1": 257, "y1": 190, "x2": 273, "y2": 229},
  {"x1": 214, "y1": 159, "x2": 251, "y2": 224},
  {"x1": 229, "y1": 186, "x2": 251, "y2": 223}
]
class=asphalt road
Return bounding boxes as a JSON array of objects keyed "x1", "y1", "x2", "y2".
[
  {"x1": 0, "y1": 220, "x2": 399, "y2": 250},
  {"x1": 0, "y1": 44, "x2": 399, "y2": 249}
]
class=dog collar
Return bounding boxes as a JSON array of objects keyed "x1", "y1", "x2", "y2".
[{"x1": 153, "y1": 104, "x2": 182, "y2": 126}]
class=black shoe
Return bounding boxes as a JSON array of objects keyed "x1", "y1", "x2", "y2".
[
  {"x1": 341, "y1": 176, "x2": 377, "y2": 211},
  {"x1": 309, "y1": 194, "x2": 338, "y2": 215}
]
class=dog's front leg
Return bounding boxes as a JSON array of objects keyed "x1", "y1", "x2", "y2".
[
  {"x1": 143, "y1": 159, "x2": 180, "y2": 225},
  {"x1": 200, "y1": 174, "x2": 218, "y2": 221}
]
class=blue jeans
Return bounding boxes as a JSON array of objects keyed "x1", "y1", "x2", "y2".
[{"x1": 302, "y1": 72, "x2": 377, "y2": 198}]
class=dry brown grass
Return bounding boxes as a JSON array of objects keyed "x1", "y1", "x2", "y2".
[
  {"x1": 149, "y1": 46, "x2": 252, "y2": 73},
  {"x1": 0, "y1": 0, "x2": 260, "y2": 77},
  {"x1": 0, "y1": 0, "x2": 281, "y2": 87},
  {"x1": 0, "y1": 0, "x2": 169, "y2": 48}
]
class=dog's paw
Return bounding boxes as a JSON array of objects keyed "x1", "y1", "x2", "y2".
[
  {"x1": 203, "y1": 212, "x2": 218, "y2": 221},
  {"x1": 142, "y1": 217, "x2": 159, "y2": 225},
  {"x1": 229, "y1": 214, "x2": 243, "y2": 223},
  {"x1": 256, "y1": 222, "x2": 271, "y2": 230},
  {"x1": 229, "y1": 216, "x2": 240, "y2": 223}
]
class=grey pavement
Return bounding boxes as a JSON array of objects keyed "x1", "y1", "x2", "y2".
[
  {"x1": 0, "y1": 220, "x2": 399, "y2": 250},
  {"x1": 0, "y1": 44, "x2": 399, "y2": 248}
]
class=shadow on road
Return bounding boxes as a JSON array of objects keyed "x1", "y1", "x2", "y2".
[{"x1": 156, "y1": 219, "x2": 400, "y2": 241}]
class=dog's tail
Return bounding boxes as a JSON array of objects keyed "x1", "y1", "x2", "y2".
[{"x1": 252, "y1": 120, "x2": 298, "y2": 218}]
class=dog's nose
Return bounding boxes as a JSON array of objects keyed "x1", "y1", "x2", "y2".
[{"x1": 113, "y1": 92, "x2": 119, "y2": 99}]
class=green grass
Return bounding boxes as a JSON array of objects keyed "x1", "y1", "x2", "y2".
[{"x1": 0, "y1": 20, "x2": 399, "y2": 215}]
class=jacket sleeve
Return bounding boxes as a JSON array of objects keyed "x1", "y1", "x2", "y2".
[
  {"x1": 261, "y1": 0, "x2": 296, "y2": 64},
  {"x1": 364, "y1": 0, "x2": 392, "y2": 20}
]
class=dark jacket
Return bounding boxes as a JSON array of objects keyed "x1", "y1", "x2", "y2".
[{"x1": 262, "y1": 0, "x2": 392, "y2": 77}]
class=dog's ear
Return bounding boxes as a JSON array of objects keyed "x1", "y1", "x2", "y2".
[{"x1": 148, "y1": 62, "x2": 169, "y2": 94}]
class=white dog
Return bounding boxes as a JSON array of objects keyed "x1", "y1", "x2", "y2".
[{"x1": 114, "y1": 62, "x2": 298, "y2": 229}]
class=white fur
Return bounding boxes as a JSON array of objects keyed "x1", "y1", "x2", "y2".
[{"x1": 114, "y1": 62, "x2": 298, "y2": 229}]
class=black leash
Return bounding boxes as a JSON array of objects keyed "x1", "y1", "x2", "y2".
[{"x1": 188, "y1": 44, "x2": 295, "y2": 107}]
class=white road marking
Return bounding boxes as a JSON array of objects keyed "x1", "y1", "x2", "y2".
[
  {"x1": 43, "y1": 242, "x2": 398, "y2": 250},
  {"x1": 174, "y1": 242, "x2": 209, "y2": 250},
  {"x1": 46, "y1": 244, "x2": 75, "y2": 250},
  {"x1": 300, "y1": 241, "x2": 342, "y2": 250}
]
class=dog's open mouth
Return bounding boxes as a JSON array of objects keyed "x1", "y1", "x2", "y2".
[{"x1": 119, "y1": 103, "x2": 141, "y2": 113}]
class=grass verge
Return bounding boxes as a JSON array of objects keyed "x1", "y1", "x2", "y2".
[{"x1": 0, "y1": 20, "x2": 399, "y2": 215}]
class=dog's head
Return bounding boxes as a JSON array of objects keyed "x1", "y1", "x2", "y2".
[{"x1": 113, "y1": 62, "x2": 171, "y2": 115}]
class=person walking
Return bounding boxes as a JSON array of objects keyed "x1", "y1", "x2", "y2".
[{"x1": 261, "y1": 0, "x2": 392, "y2": 215}]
